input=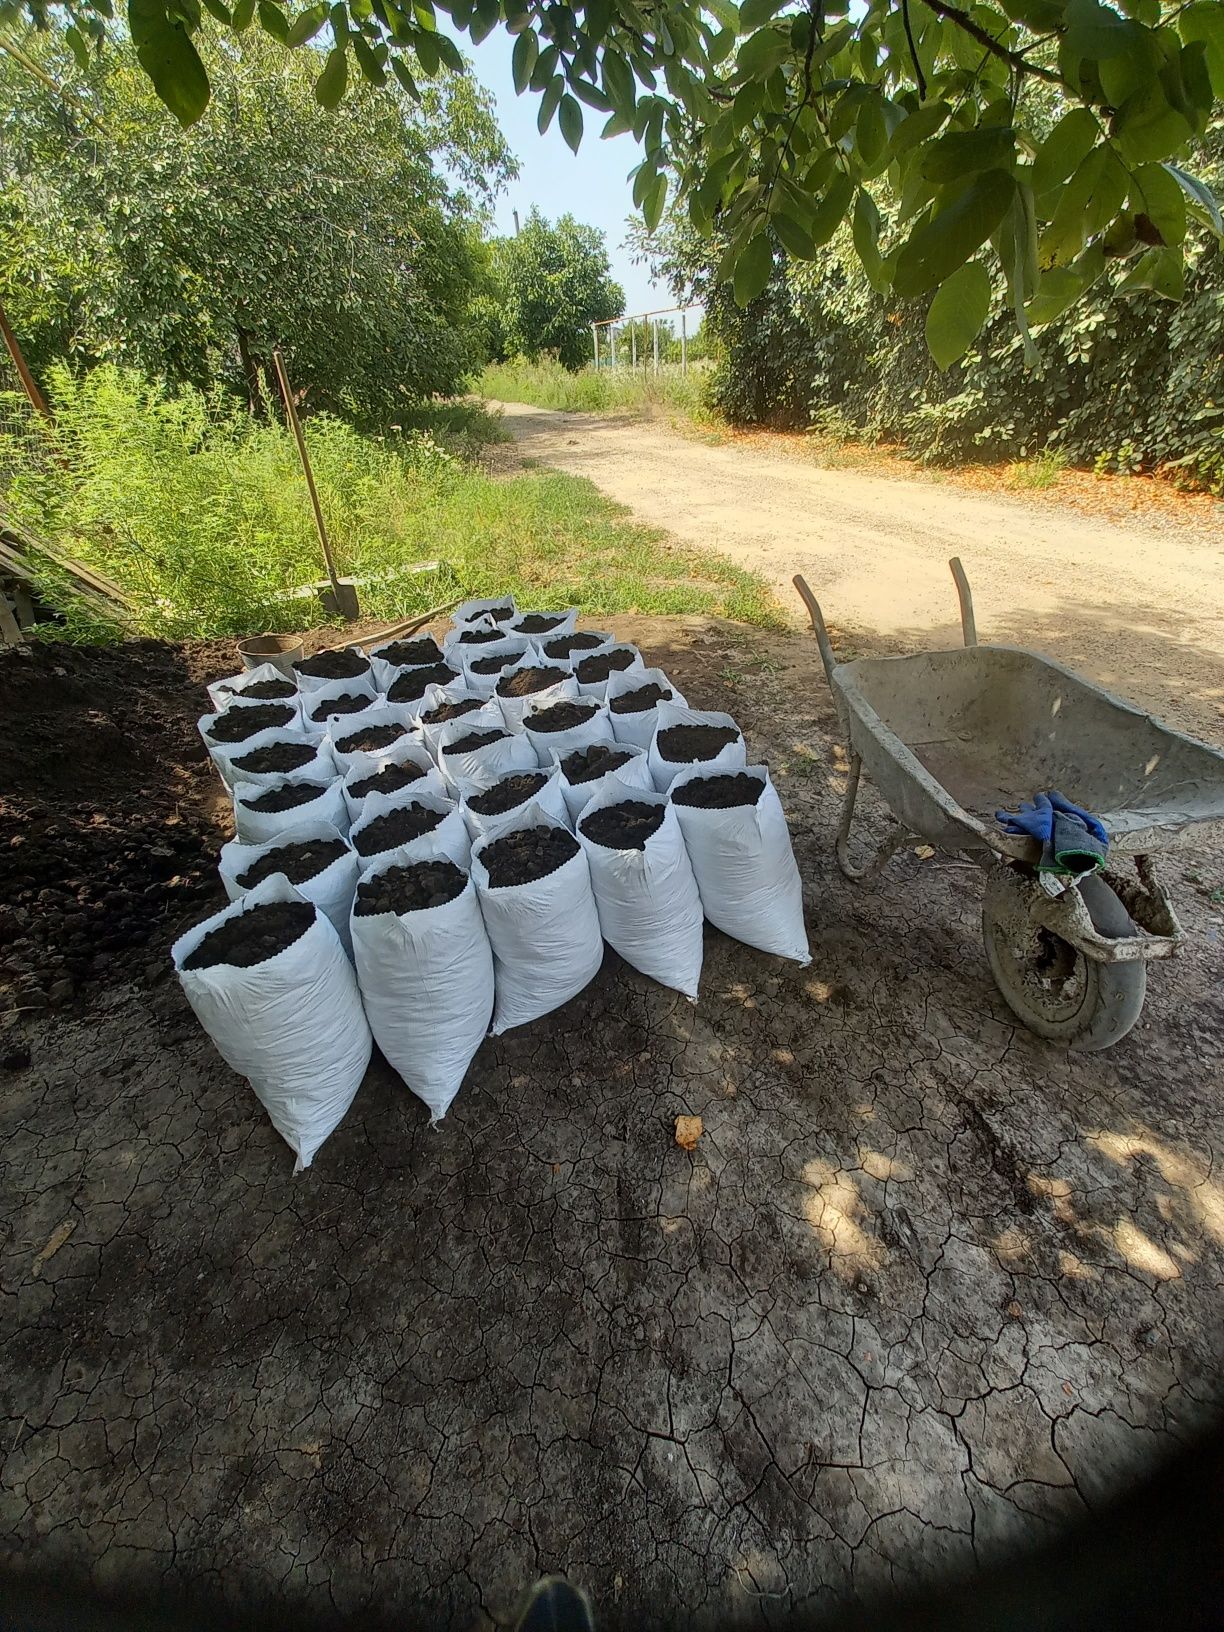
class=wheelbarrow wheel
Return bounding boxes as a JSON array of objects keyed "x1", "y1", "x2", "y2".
[{"x1": 982, "y1": 870, "x2": 1146, "y2": 1052}]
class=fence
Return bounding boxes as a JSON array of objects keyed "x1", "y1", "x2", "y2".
[{"x1": 591, "y1": 305, "x2": 703, "y2": 373}]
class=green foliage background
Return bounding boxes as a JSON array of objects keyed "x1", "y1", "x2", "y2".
[{"x1": 485, "y1": 208, "x2": 625, "y2": 370}]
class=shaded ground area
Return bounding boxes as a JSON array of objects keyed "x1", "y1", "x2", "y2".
[
  {"x1": 494, "y1": 402, "x2": 1224, "y2": 746},
  {"x1": 1, "y1": 617, "x2": 1222, "y2": 1630}
]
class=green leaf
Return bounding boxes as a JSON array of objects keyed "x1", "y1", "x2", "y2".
[
  {"x1": 433, "y1": 33, "x2": 465, "y2": 72},
  {"x1": 894, "y1": 169, "x2": 1016, "y2": 297},
  {"x1": 286, "y1": 1, "x2": 328, "y2": 44},
  {"x1": 64, "y1": 23, "x2": 92, "y2": 69},
  {"x1": 391, "y1": 54, "x2": 419, "y2": 96},
  {"x1": 1119, "y1": 244, "x2": 1184, "y2": 299},
  {"x1": 231, "y1": 0, "x2": 256, "y2": 27},
  {"x1": 885, "y1": 101, "x2": 951, "y2": 163},
  {"x1": 352, "y1": 34, "x2": 387, "y2": 84},
  {"x1": 733, "y1": 231, "x2": 772, "y2": 306},
  {"x1": 852, "y1": 188, "x2": 888, "y2": 291},
  {"x1": 1064, "y1": 0, "x2": 1140, "y2": 59},
  {"x1": 855, "y1": 97, "x2": 888, "y2": 172},
  {"x1": 1164, "y1": 162, "x2": 1223, "y2": 237},
  {"x1": 1114, "y1": 79, "x2": 1194, "y2": 164},
  {"x1": 1040, "y1": 144, "x2": 1128, "y2": 264},
  {"x1": 1030, "y1": 107, "x2": 1099, "y2": 197},
  {"x1": 314, "y1": 42, "x2": 348, "y2": 106},
  {"x1": 919, "y1": 125, "x2": 1017, "y2": 184},
  {"x1": 257, "y1": 0, "x2": 290, "y2": 40},
  {"x1": 773, "y1": 212, "x2": 817, "y2": 259},
  {"x1": 643, "y1": 173, "x2": 668, "y2": 234},
  {"x1": 128, "y1": 0, "x2": 211, "y2": 125},
  {"x1": 1179, "y1": 1, "x2": 1224, "y2": 97},
  {"x1": 740, "y1": 0, "x2": 782, "y2": 27},
  {"x1": 201, "y1": 0, "x2": 232, "y2": 23},
  {"x1": 537, "y1": 74, "x2": 563, "y2": 134},
  {"x1": 925, "y1": 259, "x2": 991, "y2": 369},
  {"x1": 737, "y1": 25, "x2": 790, "y2": 78},
  {"x1": 1130, "y1": 162, "x2": 1186, "y2": 247},
  {"x1": 571, "y1": 78, "x2": 612, "y2": 112},
  {"x1": 511, "y1": 28, "x2": 536, "y2": 94},
  {"x1": 810, "y1": 170, "x2": 854, "y2": 246},
  {"x1": 558, "y1": 93, "x2": 583, "y2": 152}
]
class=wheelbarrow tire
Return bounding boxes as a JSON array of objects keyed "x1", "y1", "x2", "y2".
[{"x1": 982, "y1": 871, "x2": 1146, "y2": 1052}]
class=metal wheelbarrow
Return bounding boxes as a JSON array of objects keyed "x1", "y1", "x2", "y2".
[{"x1": 795, "y1": 560, "x2": 1224, "y2": 1051}]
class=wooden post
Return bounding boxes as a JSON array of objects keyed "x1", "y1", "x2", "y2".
[
  {"x1": 681, "y1": 311, "x2": 688, "y2": 375},
  {"x1": 0, "y1": 300, "x2": 52, "y2": 421},
  {"x1": 271, "y1": 347, "x2": 357, "y2": 621}
]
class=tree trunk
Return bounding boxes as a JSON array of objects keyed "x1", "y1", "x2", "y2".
[{"x1": 236, "y1": 325, "x2": 266, "y2": 419}]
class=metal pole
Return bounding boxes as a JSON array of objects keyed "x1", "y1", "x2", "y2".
[
  {"x1": 611, "y1": 325, "x2": 617, "y2": 368},
  {"x1": 631, "y1": 323, "x2": 637, "y2": 370},
  {"x1": 681, "y1": 311, "x2": 688, "y2": 375},
  {"x1": 0, "y1": 300, "x2": 52, "y2": 420},
  {"x1": 652, "y1": 320, "x2": 659, "y2": 375},
  {"x1": 512, "y1": 209, "x2": 520, "y2": 236},
  {"x1": 271, "y1": 346, "x2": 353, "y2": 618},
  {"x1": 592, "y1": 323, "x2": 599, "y2": 369}
]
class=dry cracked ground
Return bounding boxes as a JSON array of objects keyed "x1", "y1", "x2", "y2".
[{"x1": 2, "y1": 617, "x2": 1222, "y2": 1629}]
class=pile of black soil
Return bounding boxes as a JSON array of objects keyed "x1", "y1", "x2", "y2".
[
  {"x1": 218, "y1": 678, "x2": 296, "y2": 701},
  {"x1": 580, "y1": 801, "x2": 663, "y2": 851},
  {"x1": 477, "y1": 603, "x2": 515, "y2": 624},
  {"x1": 560, "y1": 745, "x2": 633, "y2": 785},
  {"x1": 295, "y1": 646, "x2": 372, "y2": 678},
  {"x1": 610, "y1": 682, "x2": 673, "y2": 714},
  {"x1": 308, "y1": 691, "x2": 370, "y2": 723},
  {"x1": 294, "y1": 648, "x2": 370, "y2": 682},
  {"x1": 671, "y1": 772, "x2": 764, "y2": 809},
  {"x1": 347, "y1": 761, "x2": 427, "y2": 802},
  {"x1": 239, "y1": 781, "x2": 330, "y2": 815},
  {"x1": 442, "y1": 728, "x2": 507, "y2": 756},
  {"x1": 231, "y1": 741, "x2": 318, "y2": 776},
  {"x1": 355, "y1": 859, "x2": 467, "y2": 916},
  {"x1": 353, "y1": 804, "x2": 444, "y2": 858},
  {"x1": 457, "y1": 628, "x2": 505, "y2": 646},
  {"x1": 181, "y1": 901, "x2": 315, "y2": 971},
  {"x1": 513, "y1": 614, "x2": 565, "y2": 635},
  {"x1": 482, "y1": 825, "x2": 578, "y2": 888},
  {"x1": 236, "y1": 837, "x2": 348, "y2": 890},
  {"x1": 467, "y1": 772, "x2": 547, "y2": 817},
  {"x1": 544, "y1": 633, "x2": 606, "y2": 660},
  {"x1": 375, "y1": 637, "x2": 443, "y2": 668},
  {"x1": 575, "y1": 649, "x2": 637, "y2": 685},
  {"x1": 527, "y1": 700, "x2": 597, "y2": 734},
  {"x1": 421, "y1": 697, "x2": 482, "y2": 726},
  {"x1": 470, "y1": 653, "x2": 517, "y2": 677},
  {"x1": 387, "y1": 664, "x2": 457, "y2": 703},
  {"x1": 497, "y1": 666, "x2": 563, "y2": 699},
  {"x1": 206, "y1": 702, "x2": 296, "y2": 743},
  {"x1": 656, "y1": 724, "x2": 740, "y2": 763},
  {"x1": 335, "y1": 722, "x2": 407, "y2": 755}
]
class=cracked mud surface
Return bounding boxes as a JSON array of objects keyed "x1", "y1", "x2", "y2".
[{"x1": 1, "y1": 616, "x2": 1222, "y2": 1629}]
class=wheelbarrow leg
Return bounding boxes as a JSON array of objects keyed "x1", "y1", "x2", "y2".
[{"x1": 835, "y1": 751, "x2": 910, "y2": 881}]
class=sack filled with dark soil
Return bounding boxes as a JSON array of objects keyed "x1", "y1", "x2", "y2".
[
  {"x1": 206, "y1": 702, "x2": 296, "y2": 743},
  {"x1": 560, "y1": 745, "x2": 634, "y2": 785},
  {"x1": 442, "y1": 728, "x2": 507, "y2": 757},
  {"x1": 352, "y1": 803, "x2": 445, "y2": 857},
  {"x1": 656, "y1": 724, "x2": 741, "y2": 764},
  {"x1": 421, "y1": 696, "x2": 483, "y2": 727},
  {"x1": 496, "y1": 666, "x2": 567, "y2": 699},
  {"x1": 466, "y1": 771, "x2": 548, "y2": 817},
  {"x1": 575, "y1": 647, "x2": 638, "y2": 686},
  {"x1": 232, "y1": 774, "x2": 349, "y2": 844},
  {"x1": 481, "y1": 824, "x2": 579, "y2": 888},
  {"x1": 671, "y1": 772, "x2": 764, "y2": 810},
  {"x1": 231, "y1": 740, "x2": 318, "y2": 777},
  {"x1": 236, "y1": 837, "x2": 348, "y2": 890},
  {"x1": 649, "y1": 707, "x2": 747, "y2": 792},
  {"x1": 387, "y1": 664, "x2": 457, "y2": 703},
  {"x1": 512, "y1": 613, "x2": 568, "y2": 635},
  {"x1": 221, "y1": 678, "x2": 296, "y2": 701},
  {"x1": 374, "y1": 637, "x2": 444, "y2": 668},
  {"x1": 457, "y1": 627, "x2": 506, "y2": 646},
  {"x1": 526, "y1": 700, "x2": 598, "y2": 735},
  {"x1": 181, "y1": 899, "x2": 315, "y2": 970},
  {"x1": 579, "y1": 799, "x2": 664, "y2": 851},
  {"x1": 308, "y1": 690, "x2": 373, "y2": 724},
  {"x1": 469, "y1": 652, "x2": 518, "y2": 677},
  {"x1": 294, "y1": 648, "x2": 370, "y2": 682},
  {"x1": 543, "y1": 632, "x2": 609, "y2": 660},
  {"x1": 335, "y1": 722, "x2": 408, "y2": 756},
  {"x1": 354, "y1": 858, "x2": 467, "y2": 917},
  {"x1": 346, "y1": 760, "x2": 427, "y2": 803},
  {"x1": 610, "y1": 682, "x2": 674, "y2": 715},
  {"x1": 242, "y1": 779, "x2": 333, "y2": 814}
]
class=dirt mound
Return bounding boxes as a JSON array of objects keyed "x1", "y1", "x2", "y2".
[
  {"x1": 216, "y1": 677, "x2": 295, "y2": 701},
  {"x1": 374, "y1": 637, "x2": 443, "y2": 668},
  {"x1": 512, "y1": 614, "x2": 566, "y2": 635},
  {"x1": 469, "y1": 653, "x2": 517, "y2": 677},
  {"x1": 543, "y1": 633, "x2": 605, "y2": 659},
  {"x1": 334, "y1": 722, "x2": 407, "y2": 755},
  {"x1": 456, "y1": 627, "x2": 505, "y2": 646},
  {"x1": 238, "y1": 780, "x2": 330, "y2": 814},
  {"x1": 354, "y1": 859, "x2": 467, "y2": 916},
  {"x1": 181, "y1": 900, "x2": 315, "y2": 970},
  {"x1": 481, "y1": 825, "x2": 577, "y2": 887},
  {"x1": 442, "y1": 728, "x2": 507, "y2": 756}
]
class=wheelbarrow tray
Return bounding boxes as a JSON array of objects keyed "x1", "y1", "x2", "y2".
[{"x1": 836, "y1": 643, "x2": 1224, "y2": 859}]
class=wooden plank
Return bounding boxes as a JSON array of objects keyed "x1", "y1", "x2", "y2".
[{"x1": 0, "y1": 590, "x2": 24, "y2": 646}]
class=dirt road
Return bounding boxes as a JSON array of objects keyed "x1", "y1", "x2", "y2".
[{"x1": 498, "y1": 402, "x2": 1224, "y2": 744}]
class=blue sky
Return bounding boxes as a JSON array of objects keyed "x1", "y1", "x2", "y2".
[{"x1": 466, "y1": 32, "x2": 673, "y2": 317}]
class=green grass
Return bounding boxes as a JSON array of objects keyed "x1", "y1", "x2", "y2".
[
  {"x1": 479, "y1": 356, "x2": 712, "y2": 421},
  {"x1": 1, "y1": 365, "x2": 780, "y2": 642},
  {"x1": 1006, "y1": 449, "x2": 1069, "y2": 490}
]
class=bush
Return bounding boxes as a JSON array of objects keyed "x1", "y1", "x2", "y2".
[{"x1": 479, "y1": 356, "x2": 712, "y2": 419}]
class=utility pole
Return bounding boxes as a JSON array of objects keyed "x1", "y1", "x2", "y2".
[{"x1": 512, "y1": 209, "x2": 520, "y2": 236}]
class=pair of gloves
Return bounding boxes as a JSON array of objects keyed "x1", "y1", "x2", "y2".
[{"x1": 995, "y1": 791, "x2": 1109, "y2": 875}]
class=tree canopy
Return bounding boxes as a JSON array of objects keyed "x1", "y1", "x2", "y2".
[
  {"x1": 491, "y1": 209, "x2": 624, "y2": 368},
  {"x1": 0, "y1": 30, "x2": 514, "y2": 420},
  {"x1": 2, "y1": 0, "x2": 1221, "y2": 365}
]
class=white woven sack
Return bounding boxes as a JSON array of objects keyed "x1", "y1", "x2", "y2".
[
  {"x1": 224, "y1": 735, "x2": 337, "y2": 792},
  {"x1": 199, "y1": 712, "x2": 309, "y2": 789},
  {"x1": 576, "y1": 784, "x2": 703, "y2": 999},
  {"x1": 300, "y1": 674, "x2": 380, "y2": 737},
  {"x1": 559, "y1": 741, "x2": 654, "y2": 824},
  {"x1": 669, "y1": 763, "x2": 810, "y2": 964},
  {"x1": 458, "y1": 637, "x2": 533, "y2": 698},
  {"x1": 233, "y1": 773, "x2": 349, "y2": 845},
  {"x1": 605, "y1": 666, "x2": 688, "y2": 752},
  {"x1": 368, "y1": 636, "x2": 447, "y2": 694},
  {"x1": 471, "y1": 803, "x2": 603, "y2": 1034},
  {"x1": 539, "y1": 629, "x2": 614, "y2": 664},
  {"x1": 218, "y1": 820, "x2": 360, "y2": 957},
  {"x1": 291, "y1": 648, "x2": 372, "y2": 695},
  {"x1": 415, "y1": 690, "x2": 504, "y2": 765},
  {"x1": 507, "y1": 607, "x2": 578, "y2": 641},
  {"x1": 349, "y1": 786, "x2": 471, "y2": 870},
  {"x1": 327, "y1": 705, "x2": 417, "y2": 774},
  {"x1": 648, "y1": 702, "x2": 746, "y2": 792},
  {"x1": 350, "y1": 856, "x2": 494, "y2": 1123},
  {"x1": 171, "y1": 875, "x2": 372, "y2": 1172},
  {"x1": 340, "y1": 737, "x2": 447, "y2": 821},
  {"x1": 573, "y1": 644, "x2": 646, "y2": 703},
  {"x1": 491, "y1": 654, "x2": 578, "y2": 734},
  {"x1": 457, "y1": 761, "x2": 570, "y2": 841},
  {"x1": 451, "y1": 595, "x2": 517, "y2": 629},
  {"x1": 524, "y1": 699, "x2": 615, "y2": 766},
  {"x1": 436, "y1": 717, "x2": 536, "y2": 791},
  {"x1": 207, "y1": 662, "x2": 301, "y2": 716}
]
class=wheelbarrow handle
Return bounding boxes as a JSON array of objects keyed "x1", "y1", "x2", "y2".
[{"x1": 793, "y1": 575, "x2": 840, "y2": 695}]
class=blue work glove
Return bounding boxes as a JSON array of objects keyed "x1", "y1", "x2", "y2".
[
  {"x1": 1047, "y1": 790, "x2": 1109, "y2": 846},
  {"x1": 995, "y1": 793, "x2": 1055, "y2": 845}
]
